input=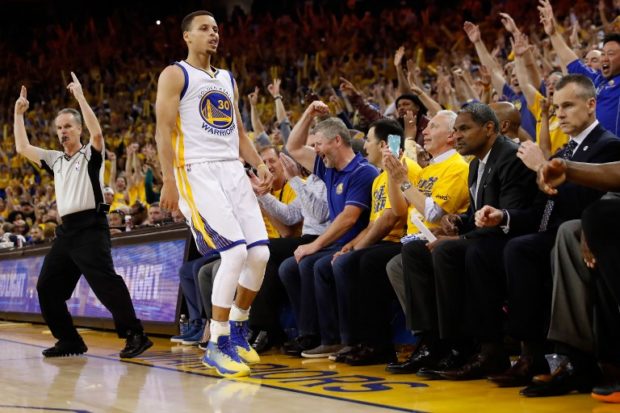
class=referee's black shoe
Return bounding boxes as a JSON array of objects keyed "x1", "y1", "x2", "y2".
[
  {"x1": 120, "y1": 331, "x2": 153, "y2": 358},
  {"x1": 42, "y1": 339, "x2": 88, "y2": 357}
]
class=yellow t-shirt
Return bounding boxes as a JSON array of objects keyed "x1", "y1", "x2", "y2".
[
  {"x1": 371, "y1": 157, "x2": 422, "y2": 242},
  {"x1": 0, "y1": 172, "x2": 10, "y2": 190},
  {"x1": 110, "y1": 192, "x2": 129, "y2": 212},
  {"x1": 128, "y1": 182, "x2": 147, "y2": 206},
  {"x1": 263, "y1": 180, "x2": 297, "y2": 238},
  {"x1": 407, "y1": 151, "x2": 470, "y2": 235},
  {"x1": 529, "y1": 91, "x2": 569, "y2": 156}
]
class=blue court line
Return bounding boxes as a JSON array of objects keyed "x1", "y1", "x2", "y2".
[
  {"x1": 0, "y1": 405, "x2": 91, "y2": 412},
  {"x1": 0, "y1": 337, "x2": 426, "y2": 413}
]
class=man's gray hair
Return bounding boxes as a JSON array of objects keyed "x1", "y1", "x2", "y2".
[
  {"x1": 56, "y1": 108, "x2": 83, "y2": 126},
  {"x1": 311, "y1": 117, "x2": 351, "y2": 146},
  {"x1": 436, "y1": 110, "x2": 458, "y2": 131}
]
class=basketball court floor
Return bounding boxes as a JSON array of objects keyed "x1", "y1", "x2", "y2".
[{"x1": 1, "y1": 322, "x2": 617, "y2": 413}]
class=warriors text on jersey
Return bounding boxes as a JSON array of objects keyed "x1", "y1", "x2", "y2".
[{"x1": 173, "y1": 61, "x2": 239, "y2": 166}]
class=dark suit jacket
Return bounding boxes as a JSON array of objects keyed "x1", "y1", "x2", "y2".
[
  {"x1": 458, "y1": 135, "x2": 538, "y2": 238},
  {"x1": 507, "y1": 123, "x2": 620, "y2": 234}
]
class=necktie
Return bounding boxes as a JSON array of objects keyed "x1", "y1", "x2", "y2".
[
  {"x1": 474, "y1": 161, "x2": 485, "y2": 209},
  {"x1": 538, "y1": 139, "x2": 579, "y2": 232}
]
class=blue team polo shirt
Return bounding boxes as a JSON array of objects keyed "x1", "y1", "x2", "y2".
[
  {"x1": 314, "y1": 152, "x2": 378, "y2": 245},
  {"x1": 568, "y1": 59, "x2": 620, "y2": 136},
  {"x1": 502, "y1": 84, "x2": 537, "y2": 138}
]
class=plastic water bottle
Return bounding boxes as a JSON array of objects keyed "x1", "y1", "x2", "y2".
[
  {"x1": 124, "y1": 215, "x2": 133, "y2": 232},
  {"x1": 179, "y1": 314, "x2": 189, "y2": 335}
]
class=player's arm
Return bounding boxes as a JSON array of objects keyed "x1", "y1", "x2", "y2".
[
  {"x1": 234, "y1": 82, "x2": 273, "y2": 190},
  {"x1": 155, "y1": 65, "x2": 184, "y2": 211},
  {"x1": 66, "y1": 72, "x2": 104, "y2": 152},
  {"x1": 14, "y1": 86, "x2": 42, "y2": 166}
]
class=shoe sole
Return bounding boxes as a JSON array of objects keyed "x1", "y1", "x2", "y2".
[
  {"x1": 202, "y1": 358, "x2": 250, "y2": 378},
  {"x1": 170, "y1": 337, "x2": 187, "y2": 343},
  {"x1": 120, "y1": 339, "x2": 153, "y2": 359},
  {"x1": 592, "y1": 391, "x2": 620, "y2": 403},
  {"x1": 180, "y1": 340, "x2": 200, "y2": 345},
  {"x1": 43, "y1": 350, "x2": 87, "y2": 358},
  {"x1": 301, "y1": 352, "x2": 333, "y2": 359}
]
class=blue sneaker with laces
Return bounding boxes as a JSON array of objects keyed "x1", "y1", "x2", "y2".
[
  {"x1": 230, "y1": 320, "x2": 260, "y2": 364},
  {"x1": 202, "y1": 335, "x2": 250, "y2": 378},
  {"x1": 171, "y1": 319, "x2": 203, "y2": 343}
]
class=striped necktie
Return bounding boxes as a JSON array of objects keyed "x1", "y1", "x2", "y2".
[{"x1": 538, "y1": 139, "x2": 579, "y2": 232}]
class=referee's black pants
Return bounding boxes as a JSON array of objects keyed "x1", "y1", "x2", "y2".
[{"x1": 37, "y1": 210, "x2": 143, "y2": 342}]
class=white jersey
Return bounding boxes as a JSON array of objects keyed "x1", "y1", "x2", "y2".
[{"x1": 173, "y1": 61, "x2": 239, "y2": 166}]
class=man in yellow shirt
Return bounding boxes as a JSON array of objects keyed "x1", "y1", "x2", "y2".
[
  {"x1": 307, "y1": 118, "x2": 422, "y2": 362},
  {"x1": 252, "y1": 146, "x2": 298, "y2": 238}
]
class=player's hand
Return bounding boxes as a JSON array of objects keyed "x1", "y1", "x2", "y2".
[
  {"x1": 256, "y1": 164, "x2": 273, "y2": 193},
  {"x1": 537, "y1": 158, "x2": 567, "y2": 195},
  {"x1": 160, "y1": 179, "x2": 180, "y2": 212},
  {"x1": 14, "y1": 86, "x2": 29, "y2": 115},
  {"x1": 67, "y1": 71, "x2": 84, "y2": 99},
  {"x1": 248, "y1": 169, "x2": 270, "y2": 196}
]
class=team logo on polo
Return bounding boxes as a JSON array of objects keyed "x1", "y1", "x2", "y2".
[{"x1": 199, "y1": 90, "x2": 233, "y2": 130}]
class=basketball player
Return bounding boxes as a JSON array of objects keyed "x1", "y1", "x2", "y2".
[{"x1": 155, "y1": 10, "x2": 273, "y2": 377}]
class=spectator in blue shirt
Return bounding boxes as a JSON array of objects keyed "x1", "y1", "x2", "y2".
[
  {"x1": 278, "y1": 101, "x2": 379, "y2": 355},
  {"x1": 541, "y1": 0, "x2": 620, "y2": 136}
]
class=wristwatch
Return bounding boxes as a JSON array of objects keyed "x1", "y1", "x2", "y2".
[{"x1": 400, "y1": 181, "x2": 412, "y2": 192}]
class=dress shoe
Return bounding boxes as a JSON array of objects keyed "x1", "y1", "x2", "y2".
[
  {"x1": 42, "y1": 339, "x2": 88, "y2": 357},
  {"x1": 488, "y1": 355, "x2": 550, "y2": 387},
  {"x1": 385, "y1": 344, "x2": 440, "y2": 374},
  {"x1": 282, "y1": 335, "x2": 320, "y2": 357},
  {"x1": 439, "y1": 352, "x2": 510, "y2": 381},
  {"x1": 329, "y1": 345, "x2": 359, "y2": 362},
  {"x1": 345, "y1": 345, "x2": 397, "y2": 366},
  {"x1": 120, "y1": 331, "x2": 153, "y2": 358},
  {"x1": 520, "y1": 364, "x2": 595, "y2": 397},
  {"x1": 416, "y1": 349, "x2": 468, "y2": 380}
]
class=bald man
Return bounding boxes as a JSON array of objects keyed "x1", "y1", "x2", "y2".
[
  {"x1": 584, "y1": 49, "x2": 602, "y2": 71},
  {"x1": 489, "y1": 102, "x2": 527, "y2": 143}
]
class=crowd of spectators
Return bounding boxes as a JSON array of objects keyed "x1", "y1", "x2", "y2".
[
  {"x1": 2, "y1": 0, "x2": 620, "y2": 402},
  {"x1": 2, "y1": 0, "x2": 616, "y2": 248}
]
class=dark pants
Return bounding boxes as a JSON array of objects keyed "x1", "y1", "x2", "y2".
[
  {"x1": 279, "y1": 245, "x2": 340, "y2": 337},
  {"x1": 403, "y1": 237, "x2": 492, "y2": 339},
  {"x1": 503, "y1": 231, "x2": 557, "y2": 341},
  {"x1": 250, "y1": 235, "x2": 317, "y2": 339},
  {"x1": 315, "y1": 244, "x2": 399, "y2": 345},
  {"x1": 336, "y1": 242, "x2": 401, "y2": 346},
  {"x1": 582, "y1": 198, "x2": 620, "y2": 363},
  {"x1": 37, "y1": 210, "x2": 142, "y2": 342},
  {"x1": 179, "y1": 255, "x2": 216, "y2": 322}
]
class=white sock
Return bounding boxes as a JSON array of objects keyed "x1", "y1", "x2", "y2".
[
  {"x1": 229, "y1": 304, "x2": 250, "y2": 322},
  {"x1": 210, "y1": 320, "x2": 230, "y2": 342}
]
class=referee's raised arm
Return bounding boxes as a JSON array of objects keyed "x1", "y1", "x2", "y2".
[
  {"x1": 13, "y1": 85, "x2": 42, "y2": 166},
  {"x1": 67, "y1": 71, "x2": 104, "y2": 152}
]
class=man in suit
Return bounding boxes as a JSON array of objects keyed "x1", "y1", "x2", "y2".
[
  {"x1": 472, "y1": 74, "x2": 620, "y2": 392},
  {"x1": 386, "y1": 102, "x2": 538, "y2": 376},
  {"x1": 537, "y1": 159, "x2": 620, "y2": 403}
]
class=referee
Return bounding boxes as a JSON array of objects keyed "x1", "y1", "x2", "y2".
[{"x1": 13, "y1": 73, "x2": 152, "y2": 358}]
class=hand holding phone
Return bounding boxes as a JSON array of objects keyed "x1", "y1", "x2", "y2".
[{"x1": 387, "y1": 134, "x2": 401, "y2": 157}]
